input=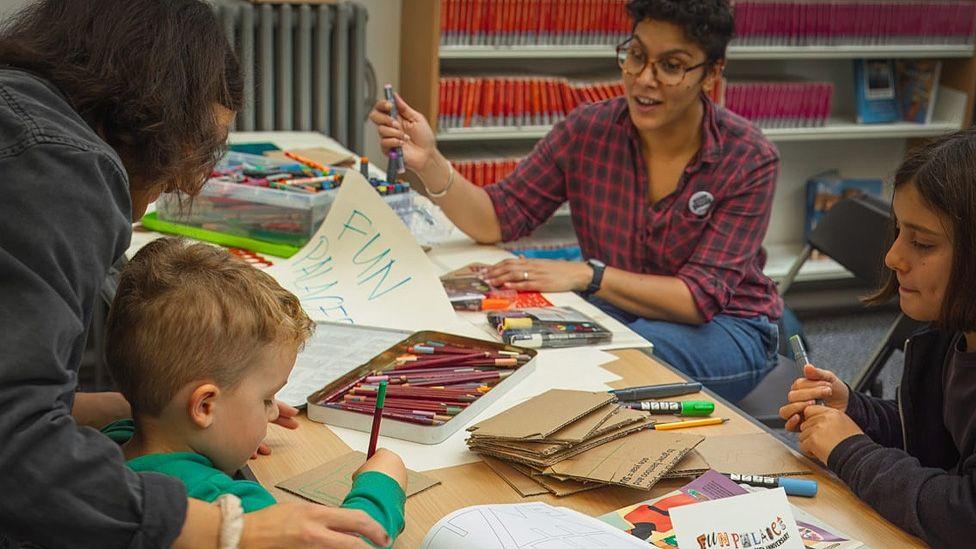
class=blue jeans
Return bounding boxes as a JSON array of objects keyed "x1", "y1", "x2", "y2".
[{"x1": 588, "y1": 297, "x2": 780, "y2": 402}]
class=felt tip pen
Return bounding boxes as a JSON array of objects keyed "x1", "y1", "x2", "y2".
[
  {"x1": 384, "y1": 84, "x2": 406, "y2": 174},
  {"x1": 652, "y1": 417, "x2": 728, "y2": 430},
  {"x1": 623, "y1": 400, "x2": 714, "y2": 416},
  {"x1": 610, "y1": 381, "x2": 703, "y2": 401},
  {"x1": 789, "y1": 335, "x2": 824, "y2": 406},
  {"x1": 725, "y1": 473, "x2": 818, "y2": 498}
]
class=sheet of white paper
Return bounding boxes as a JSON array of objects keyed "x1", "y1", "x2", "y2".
[
  {"x1": 421, "y1": 502, "x2": 648, "y2": 549},
  {"x1": 267, "y1": 171, "x2": 459, "y2": 332},
  {"x1": 277, "y1": 322, "x2": 410, "y2": 407},
  {"x1": 326, "y1": 347, "x2": 621, "y2": 471},
  {"x1": 670, "y1": 489, "x2": 805, "y2": 549}
]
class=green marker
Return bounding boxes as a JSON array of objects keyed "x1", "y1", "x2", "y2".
[{"x1": 623, "y1": 400, "x2": 714, "y2": 416}]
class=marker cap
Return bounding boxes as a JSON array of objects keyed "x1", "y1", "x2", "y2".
[
  {"x1": 679, "y1": 401, "x2": 715, "y2": 417},
  {"x1": 778, "y1": 477, "x2": 818, "y2": 497},
  {"x1": 501, "y1": 317, "x2": 533, "y2": 330}
]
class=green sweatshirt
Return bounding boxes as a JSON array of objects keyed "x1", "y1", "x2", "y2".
[{"x1": 101, "y1": 420, "x2": 405, "y2": 544}]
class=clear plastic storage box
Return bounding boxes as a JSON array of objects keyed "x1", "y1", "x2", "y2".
[{"x1": 157, "y1": 152, "x2": 416, "y2": 248}]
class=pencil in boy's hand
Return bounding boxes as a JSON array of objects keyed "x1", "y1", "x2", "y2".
[{"x1": 366, "y1": 381, "x2": 388, "y2": 459}]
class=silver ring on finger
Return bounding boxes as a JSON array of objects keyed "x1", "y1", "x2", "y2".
[{"x1": 523, "y1": 271, "x2": 529, "y2": 281}]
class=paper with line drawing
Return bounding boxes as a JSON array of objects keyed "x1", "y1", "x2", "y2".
[
  {"x1": 268, "y1": 171, "x2": 458, "y2": 332},
  {"x1": 421, "y1": 502, "x2": 648, "y2": 548}
]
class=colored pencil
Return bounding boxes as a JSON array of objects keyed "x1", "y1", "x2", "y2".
[
  {"x1": 328, "y1": 403, "x2": 445, "y2": 426},
  {"x1": 366, "y1": 381, "x2": 388, "y2": 458},
  {"x1": 652, "y1": 417, "x2": 729, "y2": 431}
]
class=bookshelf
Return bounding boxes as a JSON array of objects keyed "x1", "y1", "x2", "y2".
[
  {"x1": 400, "y1": 0, "x2": 976, "y2": 284},
  {"x1": 441, "y1": 44, "x2": 976, "y2": 61},
  {"x1": 436, "y1": 111, "x2": 966, "y2": 143}
]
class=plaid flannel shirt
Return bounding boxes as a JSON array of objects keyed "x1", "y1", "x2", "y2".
[{"x1": 484, "y1": 96, "x2": 783, "y2": 322}]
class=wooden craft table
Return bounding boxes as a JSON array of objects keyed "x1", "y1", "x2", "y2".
[{"x1": 246, "y1": 349, "x2": 923, "y2": 548}]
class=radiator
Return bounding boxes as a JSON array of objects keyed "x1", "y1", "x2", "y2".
[{"x1": 211, "y1": 0, "x2": 372, "y2": 152}]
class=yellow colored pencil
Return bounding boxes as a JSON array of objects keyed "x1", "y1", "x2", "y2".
[{"x1": 653, "y1": 417, "x2": 729, "y2": 430}]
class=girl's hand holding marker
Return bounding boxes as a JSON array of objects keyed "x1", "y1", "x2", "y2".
[{"x1": 780, "y1": 335, "x2": 861, "y2": 462}]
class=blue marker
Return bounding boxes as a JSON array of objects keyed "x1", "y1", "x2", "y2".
[{"x1": 726, "y1": 473, "x2": 818, "y2": 498}]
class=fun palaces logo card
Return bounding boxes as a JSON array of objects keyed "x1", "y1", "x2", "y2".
[{"x1": 670, "y1": 488, "x2": 804, "y2": 549}]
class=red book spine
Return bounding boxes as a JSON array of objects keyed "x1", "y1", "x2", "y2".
[
  {"x1": 530, "y1": 79, "x2": 542, "y2": 125},
  {"x1": 554, "y1": 0, "x2": 565, "y2": 43},
  {"x1": 484, "y1": 78, "x2": 496, "y2": 126},
  {"x1": 504, "y1": 78, "x2": 514, "y2": 126},
  {"x1": 540, "y1": 0, "x2": 552, "y2": 44},
  {"x1": 453, "y1": 78, "x2": 463, "y2": 128},
  {"x1": 438, "y1": 79, "x2": 446, "y2": 129},
  {"x1": 514, "y1": 78, "x2": 525, "y2": 126}
]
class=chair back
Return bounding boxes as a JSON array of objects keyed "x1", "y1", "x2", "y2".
[{"x1": 808, "y1": 194, "x2": 891, "y2": 287}]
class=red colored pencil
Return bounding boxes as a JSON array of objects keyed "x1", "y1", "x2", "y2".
[
  {"x1": 406, "y1": 371, "x2": 512, "y2": 387},
  {"x1": 329, "y1": 403, "x2": 444, "y2": 426},
  {"x1": 366, "y1": 381, "x2": 387, "y2": 458},
  {"x1": 394, "y1": 352, "x2": 491, "y2": 368}
]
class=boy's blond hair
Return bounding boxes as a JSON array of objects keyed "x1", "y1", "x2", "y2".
[{"x1": 106, "y1": 238, "x2": 313, "y2": 416}]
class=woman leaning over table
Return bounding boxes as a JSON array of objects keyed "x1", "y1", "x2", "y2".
[
  {"x1": 0, "y1": 1, "x2": 391, "y2": 547},
  {"x1": 371, "y1": 0, "x2": 782, "y2": 401}
]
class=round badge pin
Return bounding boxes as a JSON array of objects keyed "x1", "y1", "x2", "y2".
[{"x1": 688, "y1": 191, "x2": 715, "y2": 216}]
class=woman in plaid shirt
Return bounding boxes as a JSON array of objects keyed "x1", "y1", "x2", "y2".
[{"x1": 370, "y1": 0, "x2": 782, "y2": 401}]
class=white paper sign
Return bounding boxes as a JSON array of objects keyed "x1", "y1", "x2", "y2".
[
  {"x1": 268, "y1": 172, "x2": 458, "y2": 332},
  {"x1": 670, "y1": 489, "x2": 804, "y2": 549}
]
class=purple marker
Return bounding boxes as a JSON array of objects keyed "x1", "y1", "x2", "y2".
[{"x1": 384, "y1": 84, "x2": 406, "y2": 174}]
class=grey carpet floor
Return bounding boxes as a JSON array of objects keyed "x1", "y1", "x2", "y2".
[{"x1": 800, "y1": 308, "x2": 904, "y2": 399}]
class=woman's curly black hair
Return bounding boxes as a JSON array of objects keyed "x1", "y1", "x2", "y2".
[
  {"x1": 626, "y1": 0, "x2": 736, "y2": 62},
  {"x1": 0, "y1": 0, "x2": 244, "y2": 195}
]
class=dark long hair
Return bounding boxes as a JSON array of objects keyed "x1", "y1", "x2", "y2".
[
  {"x1": 866, "y1": 128, "x2": 976, "y2": 332},
  {"x1": 0, "y1": 0, "x2": 244, "y2": 194}
]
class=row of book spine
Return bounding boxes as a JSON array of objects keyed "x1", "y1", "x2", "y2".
[
  {"x1": 439, "y1": 0, "x2": 976, "y2": 47},
  {"x1": 721, "y1": 80, "x2": 835, "y2": 128},
  {"x1": 451, "y1": 158, "x2": 523, "y2": 187},
  {"x1": 438, "y1": 77, "x2": 625, "y2": 130},
  {"x1": 733, "y1": 0, "x2": 976, "y2": 46},
  {"x1": 438, "y1": 76, "x2": 832, "y2": 130},
  {"x1": 440, "y1": 0, "x2": 629, "y2": 47}
]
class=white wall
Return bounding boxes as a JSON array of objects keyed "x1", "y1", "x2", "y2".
[{"x1": 359, "y1": 0, "x2": 402, "y2": 164}]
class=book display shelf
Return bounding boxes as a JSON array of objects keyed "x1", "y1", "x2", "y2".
[{"x1": 400, "y1": 0, "x2": 976, "y2": 283}]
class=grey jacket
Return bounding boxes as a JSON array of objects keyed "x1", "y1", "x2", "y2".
[{"x1": 0, "y1": 68, "x2": 186, "y2": 548}]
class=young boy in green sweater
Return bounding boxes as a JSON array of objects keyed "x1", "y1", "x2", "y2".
[{"x1": 102, "y1": 237, "x2": 407, "y2": 547}]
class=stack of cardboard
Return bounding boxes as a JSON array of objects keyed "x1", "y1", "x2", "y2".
[
  {"x1": 467, "y1": 389, "x2": 813, "y2": 498},
  {"x1": 466, "y1": 389, "x2": 705, "y2": 496}
]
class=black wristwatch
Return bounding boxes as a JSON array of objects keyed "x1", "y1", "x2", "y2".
[{"x1": 582, "y1": 259, "x2": 606, "y2": 297}]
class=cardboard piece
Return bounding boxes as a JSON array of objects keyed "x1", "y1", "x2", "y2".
[
  {"x1": 480, "y1": 456, "x2": 549, "y2": 497},
  {"x1": 544, "y1": 430, "x2": 704, "y2": 490},
  {"x1": 544, "y1": 403, "x2": 628, "y2": 444},
  {"x1": 267, "y1": 171, "x2": 459, "y2": 332},
  {"x1": 667, "y1": 433, "x2": 812, "y2": 478},
  {"x1": 469, "y1": 418, "x2": 655, "y2": 467},
  {"x1": 509, "y1": 463, "x2": 599, "y2": 497},
  {"x1": 265, "y1": 146, "x2": 356, "y2": 168},
  {"x1": 481, "y1": 454, "x2": 599, "y2": 498},
  {"x1": 277, "y1": 451, "x2": 440, "y2": 506},
  {"x1": 467, "y1": 389, "x2": 615, "y2": 441}
]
